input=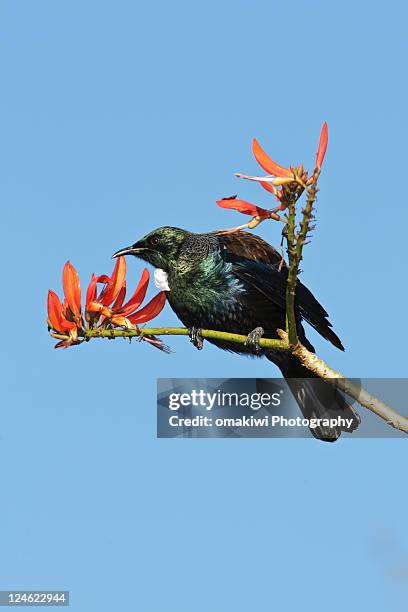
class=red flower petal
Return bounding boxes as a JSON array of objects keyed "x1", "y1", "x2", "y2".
[
  {"x1": 99, "y1": 257, "x2": 126, "y2": 306},
  {"x1": 119, "y1": 268, "x2": 150, "y2": 317},
  {"x1": 47, "y1": 290, "x2": 64, "y2": 331},
  {"x1": 86, "y1": 273, "x2": 97, "y2": 308},
  {"x1": 62, "y1": 261, "x2": 81, "y2": 317},
  {"x1": 260, "y1": 182, "x2": 283, "y2": 200},
  {"x1": 259, "y1": 181, "x2": 279, "y2": 196},
  {"x1": 112, "y1": 281, "x2": 127, "y2": 310},
  {"x1": 216, "y1": 197, "x2": 269, "y2": 218},
  {"x1": 48, "y1": 290, "x2": 77, "y2": 333},
  {"x1": 316, "y1": 122, "x2": 328, "y2": 168},
  {"x1": 252, "y1": 139, "x2": 292, "y2": 178},
  {"x1": 128, "y1": 292, "x2": 166, "y2": 324},
  {"x1": 96, "y1": 274, "x2": 111, "y2": 284}
]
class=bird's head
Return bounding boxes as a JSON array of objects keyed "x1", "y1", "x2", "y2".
[{"x1": 112, "y1": 226, "x2": 189, "y2": 272}]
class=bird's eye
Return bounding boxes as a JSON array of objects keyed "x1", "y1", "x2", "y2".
[{"x1": 150, "y1": 236, "x2": 160, "y2": 247}]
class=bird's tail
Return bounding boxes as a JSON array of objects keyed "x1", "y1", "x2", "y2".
[{"x1": 267, "y1": 353, "x2": 361, "y2": 441}]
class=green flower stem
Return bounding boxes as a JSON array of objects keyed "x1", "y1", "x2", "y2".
[
  {"x1": 285, "y1": 197, "x2": 298, "y2": 346},
  {"x1": 295, "y1": 171, "x2": 319, "y2": 264},
  {"x1": 81, "y1": 326, "x2": 288, "y2": 350},
  {"x1": 285, "y1": 170, "x2": 320, "y2": 347}
]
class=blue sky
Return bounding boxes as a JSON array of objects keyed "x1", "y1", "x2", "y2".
[{"x1": 1, "y1": 1, "x2": 407, "y2": 610}]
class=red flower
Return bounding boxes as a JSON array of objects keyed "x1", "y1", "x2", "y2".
[
  {"x1": 47, "y1": 258, "x2": 167, "y2": 349},
  {"x1": 234, "y1": 123, "x2": 328, "y2": 203},
  {"x1": 47, "y1": 261, "x2": 83, "y2": 348}
]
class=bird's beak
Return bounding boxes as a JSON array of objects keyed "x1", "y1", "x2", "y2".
[{"x1": 112, "y1": 244, "x2": 146, "y2": 259}]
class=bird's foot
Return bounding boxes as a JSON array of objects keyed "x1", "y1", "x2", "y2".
[
  {"x1": 244, "y1": 327, "x2": 264, "y2": 353},
  {"x1": 189, "y1": 327, "x2": 204, "y2": 351}
]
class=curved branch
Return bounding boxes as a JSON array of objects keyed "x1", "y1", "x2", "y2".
[{"x1": 276, "y1": 329, "x2": 408, "y2": 434}]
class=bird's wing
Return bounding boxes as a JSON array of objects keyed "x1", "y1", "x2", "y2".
[
  {"x1": 215, "y1": 230, "x2": 284, "y2": 266},
  {"x1": 216, "y1": 231, "x2": 344, "y2": 351}
]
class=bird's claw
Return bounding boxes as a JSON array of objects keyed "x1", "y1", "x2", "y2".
[
  {"x1": 244, "y1": 327, "x2": 264, "y2": 353},
  {"x1": 189, "y1": 327, "x2": 204, "y2": 350}
]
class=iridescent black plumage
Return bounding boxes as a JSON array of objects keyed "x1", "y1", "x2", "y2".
[{"x1": 113, "y1": 227, "x2": 360, "y2": 441}]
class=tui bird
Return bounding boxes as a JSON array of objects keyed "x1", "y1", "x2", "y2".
[{"x1": 113, "y1": 227, "x2": 360, "y2": 441}]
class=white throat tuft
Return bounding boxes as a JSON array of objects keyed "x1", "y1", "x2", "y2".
[{"x1": 154, "y1": 268, "x2": 170, "y2": 292}]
